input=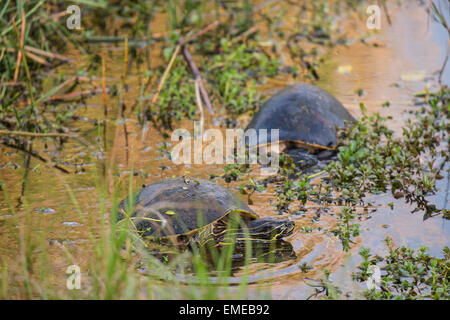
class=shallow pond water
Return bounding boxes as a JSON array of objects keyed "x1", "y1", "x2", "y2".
[{"x1": 0, "y1": 1, "x2": 448, "y2": 299}]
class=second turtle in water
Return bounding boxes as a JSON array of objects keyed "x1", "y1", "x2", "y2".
[
  {"x1": 246, "y1": 83, "x2": 356, "y2": 166},
  {"x1": 118, "y1": 177, "x2": 294, "y2": 247}
]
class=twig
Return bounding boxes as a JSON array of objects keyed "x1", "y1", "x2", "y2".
[
  {"x1": 84, "y1": 29, "x2": 183, "y2": 43},
  {"x1": 24, "y1": 50, "x2": 50, "y2": 66},
  {"x1": 439, "y1": 42, "x2": 449, "y2": 84},
  {"x1": 123, "y1": 37, "x2": 129, "y2": 82},
  {"x1": 3, "y1": 46, "x2": 71, "y2": 62},
  {"x1": 150, "y1": 45, "x2": 181, "y2": 106},
  {"x1": 0, "y1": 47, "x2": 5, "y2": 62},
  {"x1": 46, "y1": 88, "x2": 109, "y2": 101},
  {"x1": 13, "y1": 11, "x2": 26, "y2": 82},
  {"x1": 0, "y1": 141, "x2": 70, "y2": 174},
  {"x1": 102, "y1": 55, "x2": 107, "y2": 116},
  {"x1": 194, "y1": 78, "x2": 205, "y2": 134},
  {"x1": 12, "y1": 16, "x2": 34, "y2": 108},
  {"x1": 0, "y1": 129, "x2": 98, "y2": 155},
  {"x1": 1, "y1": 81, "x2": 24, "y2": 87},
  {"x1": 0, "y1": 130, "x2": 76, "y2": 138},
  {"x1": 198, "y1": 81, "x2": 214, "y2": 115},
  {"x1": 182, "y1": 45, "x2": 215, "y2": 114},
  {"x1": 179, "y1": 20, "x2": 220, "y2": 45},
  {"x1": 230, "y1": 25, "x2": 259, "y2": 44},
  {"x1": 24, "y1": 45, "x2": 71, "y2": 62},
  {"x1": 429, "y1": 0, "x2": 450, "y2": 84},
  {"x1": 33, "y1": 75, "x2": 91, "y2": 106},
  {"x1": 44, "y1": 10, "x2": 67, "y2": 23}
]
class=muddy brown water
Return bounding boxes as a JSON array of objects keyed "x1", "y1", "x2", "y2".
[{"x1": 0, "y1": 1, "x2": 448, "y2": 299}]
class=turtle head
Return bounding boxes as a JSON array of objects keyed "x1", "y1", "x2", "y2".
[{"x1": 246, "y1": 218, "x2": 295, "y2": 240}]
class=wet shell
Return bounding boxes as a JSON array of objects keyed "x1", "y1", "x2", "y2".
[
  {"x1": 246, "y1": 83, "x2": 356, "y2": 151},
  {"x1": 118, "y1": 178, "x2": 258, "y2": 238}
]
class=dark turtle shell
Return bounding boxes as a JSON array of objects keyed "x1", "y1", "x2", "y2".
[
  {"x1": 118, "y1": 177, "x2": 258, "y2": 238},
  {"x1": 246, "y1": 83, "x2": 356, "y2": 150}
]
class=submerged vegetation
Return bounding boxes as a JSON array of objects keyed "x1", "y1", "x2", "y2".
[{"x1": 0, "y1": 0, "x2": 449, "y2": 300}]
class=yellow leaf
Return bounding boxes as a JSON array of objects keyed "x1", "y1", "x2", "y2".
[
  {"x1": 337, "y1": 65, "x2": 353, "y2": 74},
  {"x1": 165, "y1": 210, "x2": 176, "y2": 216},
  {"x1": 400, "y1": 70, "x2": 426, "y2": 82}
]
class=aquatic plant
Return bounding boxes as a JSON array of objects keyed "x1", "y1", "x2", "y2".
[
  {"x1": 353, "y1": 238, "x2": 450, "y2": 300},
  {"x1": 328, "y1": 88, "x2": 449, "y2": 218}
]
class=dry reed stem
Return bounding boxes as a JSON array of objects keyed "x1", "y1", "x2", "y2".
[
  {"x1": 102, "y1": 55, "x2": 107, "y2": 116},
  {"x1": 194, "y1": 78, "x2": 205, "y2": 134},
  {"x1": 13, "y1": 11, "x2": 26, "y2": 82},
  {"x1": 24, "y1": 45, "x2": 70, "y2": 61},
  {"x1": 182, "y1": 45, "x2": 214, "y2": 115},
  {"x1": 0, "y1": 130, "x2": 76, "y2": 138}
]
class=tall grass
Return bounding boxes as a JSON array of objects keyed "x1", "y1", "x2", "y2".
[{"x1": 0, "y1": 1, "x2": 90, "y2": 133}]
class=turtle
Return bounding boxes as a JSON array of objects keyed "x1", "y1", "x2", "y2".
[
  {"x1": 118, "y1": 177, "x2": 295, "y2": 247},
  {"x1": 246, "y1": 83, "x2": 356, "y2": 167}
]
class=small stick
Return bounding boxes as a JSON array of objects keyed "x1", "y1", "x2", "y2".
[
  {"x1": 0, "y1": 47, "x2": 5, "y2": 62},
  {"x1": 182, "y1": 45, "x2": 214, "y2": 114},
  {"x1": 108, "y1": 124, "x2": 121, "y2": 194},
  {"x1": 47, "y1": 88, "x2": 109, "y2": 101},
  {"x1": 24, "y1": 50, "x2": 50, "y2": 66},
  {"x1": 0, "y1": 131, "x2": 95, "y2": 168},
  {"x1": 1, "y1": 81, "x2": 24, "y2": 87},
  {"x1": 102, "y1": 55, "x2": 107, "y2": 116},
  {"x1": 123, "y1": 37, "x2": 129, "y2": 81},
  {"x1": 48, "y1": 11, "x2": 67, "y2": 22},
  {"x1": 85, "y1": 29, "x2": 183, "y2": 43},
  {"x1": 230, "y1": 25, "x2": 259, "y2": 44},
  {"x1": 0, "y1": 130, "x2": 76, "y2": 138},
  {"x1": 150, "y1": 45, "x2": 181, "y2": 106},
  {"x1": 198, "y1": 81, "x2": 214, "y2": 114},
  {"x1": 194, "y1": 78, "x2": 205, "y2": 134},
  {"x1": 179, "y1": 20, "x2": 220, "y2": 45},
  {"x1": 13, "y1": 12, "x2": 26, "y2": 82},
  {"x1": 0, "y1": 129, "x2": 94, "y2": 152},
  {"x1": 24, "y1": 45, "x2": 70, "y2": 62},
  {"x1": 439, "y1": 43, "x2": 449, "y2": 84},
  {"x1": 12, "y1": 16, "x2": 34, "y2": 107},
  {"x1": 34, "y1": 75, "x2": 86, "y2": 105},
  {"x1": 32, "y1": 75, "x2": 88, "y2": 106},
  {"x1": 0, "y1": 141, "x2": 70, "y2": 174},
  {"x1": 3, "y1": 46, "x2": 71, "y2": 62}
]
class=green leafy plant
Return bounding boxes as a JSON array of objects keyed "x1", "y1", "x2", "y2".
[{"x1": 353, "y1": 239, "x2": 450, "y2": 300}]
